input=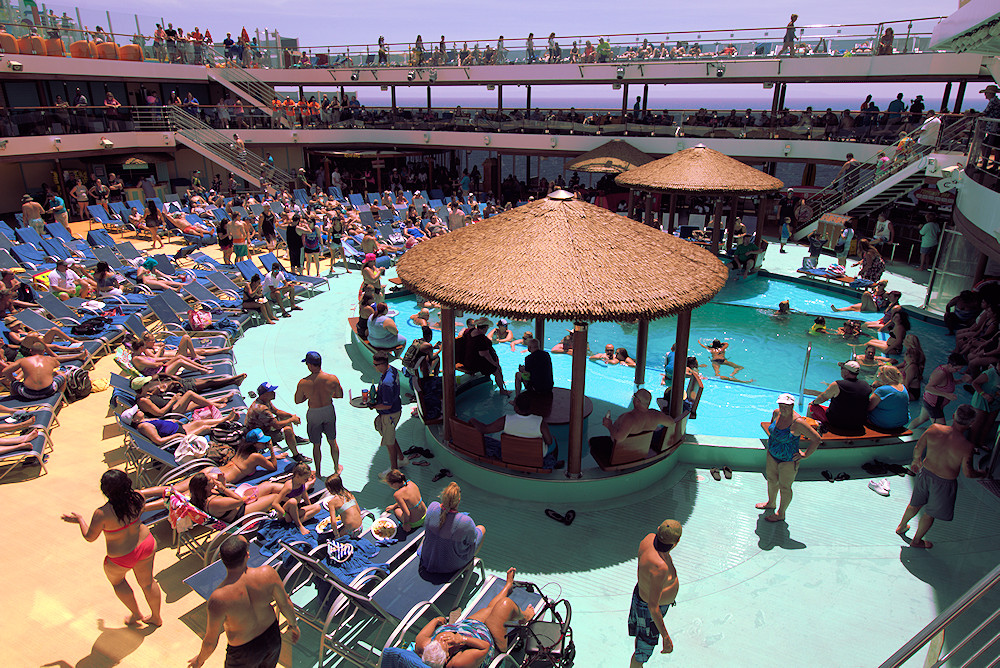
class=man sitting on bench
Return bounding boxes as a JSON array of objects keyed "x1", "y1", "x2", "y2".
[
  {"x1": 416, "y1": 566, "x2": 534, "y2": 668},
  {"x1": 470, "y1": 393, "x2": 561, "y2": 468},
  {"x1": 808, "y1": 360, "x2": 871, "y2": 434},
  {"x1": 594, "y1": 389, "x2": 675, "y2": 450}
]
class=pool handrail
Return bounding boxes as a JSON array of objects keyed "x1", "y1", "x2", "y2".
[{"x1": 798, "y1": 342, "x2": 812, "y2": 410}]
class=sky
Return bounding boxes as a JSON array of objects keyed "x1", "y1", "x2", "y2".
[{"x1": 66, "y1": 0, "x2": 987, "y2": 111}]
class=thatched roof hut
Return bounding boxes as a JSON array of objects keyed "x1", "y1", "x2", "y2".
[
  {"x1": 565, "y1": 140, "x2": 654, "y2": 174},
  {"x1": 395, "y1": 191, "x2": 728, "y2": 323},
  {"x1": 614, "y1": 143, "x2": 784, "y2": 194}
]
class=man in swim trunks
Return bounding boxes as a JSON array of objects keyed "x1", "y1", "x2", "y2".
[
  {"x1": 698, "y1": 338, "x2": 744, "y2": 378},
  {"x1": 2, "y1": 351, "x2": 67, "y2": 401},
  {"x1": 188, "y1": 536, "x2": 299, "y2": 668},
  {"x1": 630, "y1": 520, "x2": 682, "y2": 666},
  {"x1": 416, "y1": 566, "x2": 534, "y2": 668},
  {"x1": 895, "y1": 404, "x2": 984, "y2": 549},
  {"x1": 245, "y1": 382, "x2": 310, "y2": 463},
  {"x1": 596, "y1": 389, "x2": 676, "y2": 451},
  {"x1": 294, "y1": 351, "x2": 344, "y2": 476}
]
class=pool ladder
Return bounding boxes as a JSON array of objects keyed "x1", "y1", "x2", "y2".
[{"x1": 798, "y1": 343, "x2": 812, "y2": 409}]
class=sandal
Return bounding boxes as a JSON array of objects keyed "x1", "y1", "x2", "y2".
[
  {"x1": 822, "y1": 470, "x2": 835, "y2": 482},
  {"x1": 710, "y1": 467, "x2": 721, "y2": 481},
  {"x1": 544, "y1": 509, "x2": 565, "y2": 523},
  {"x1": 431, "y1": 469, "x2": 453, "y2": 482},
  {"x1": 412, "y1": 460, "x2": 430, "y2": 466},
  {"x1": 723, "y1": 466, "x2": 733, "y2": 479}
]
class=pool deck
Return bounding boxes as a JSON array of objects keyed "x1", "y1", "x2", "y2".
[{"x1": 3, "y1": 226, "x2": 999, "y2": 668}]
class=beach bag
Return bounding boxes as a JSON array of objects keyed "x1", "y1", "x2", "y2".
[
  {"x1": 71, "y1": 316, "x2": 109, "y2": 336},
  {"x1": 64, "y1": 367, "x2": 92, "y2": 401},
  {"x1": 211, "y1": 420, "x2": 244, "y2": 445},
  {"x1": 174, "y1": 434, "x2": 211, "y2": 463},
  {"x1": 193, "y1": 404, "x2": 223, "y2": 421},
  {"x1": 188, "y1": 308, "x2": 212, "y2": 331},
  {"x1": 206, "y1": 442, "x2": 235, "y2": 465}
]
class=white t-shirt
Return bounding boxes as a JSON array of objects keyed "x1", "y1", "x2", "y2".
[
  {"x1": 49, "y1": 268, "x2": 79, "y2": 291},
  {"x1": 873, "y1": 218, "x2": 891, "y2": 240},
  {"x1": 916, "y1": 116, "x2": 941, "y2": 147},
  {"x1": 262, "y1": 271, "x2": 286, "y2": 290},
  {"x1": 503, "y1": 413, "x2": 546, "y2": 456}
]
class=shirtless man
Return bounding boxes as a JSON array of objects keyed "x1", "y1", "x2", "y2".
[
  {"x1": 226, "y1": 216, "x2": 249, "y2": 262},
  {"x1": 294, "y1": 351, "x2": 344, "y2": 476},
  {"x1": 629, "y1": 520, "x2": 682, "y2": 666},
  {"x1": 600, "y1": 389, "x2": 675, "y2": 447},
  {"x1": 895, "y1": 404, "x2": 984, "y2": 549},
  {"x1": 699, "y1": 338, "x2": 744, "y2": 377},
  {"x1": 590, "y1": 343, "x2": 618, "y2": 364},
  {"x1": 188, "y1": 536, "x2": 299, "y2": 668},
  {"x1": 21, "y1": 194, "x2": 46, "y2": 236},
  {"x1": 2, "y1": 351, "x2": 67, "y2": 401}
]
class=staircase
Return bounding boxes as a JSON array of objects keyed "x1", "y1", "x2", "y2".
[
  {"x1": 133, "y1": 106, "x2": 295, "y2": 192},
  {"x1": 207, "y1": 66, "x2": 276, "y2": 114},
  {"x1": 792, "y1": 116, "x2": 973, "y2": 240}
]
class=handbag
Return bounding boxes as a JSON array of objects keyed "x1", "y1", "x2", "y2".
[{"x1": 188, "y1": 308, "x2": 213, "y2": 331}]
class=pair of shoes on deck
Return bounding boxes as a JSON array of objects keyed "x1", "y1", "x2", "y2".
[
  {"x1": 821, "y1": 470, "x2": 850, "y2": 482},
  {"x1": 544, "y1": 509, "x2": 576, "y2": 526},
  {"x1": 868, "y1": 478, "x2": 891, "y2": 497},
  {"x1": 709, "y1": 466, "x2": 733, "y2": 481},
  {"x1": 431, "y1": 468, "x2": 453, "y2": 482}
]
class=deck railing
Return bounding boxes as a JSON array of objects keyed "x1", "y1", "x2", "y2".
[
  {"x1": 965, "y1": 116, "x2": 1000, "y2": 196},
  {"x1": 879, "y1": 561, "x2": 1000, "y2": 668}
]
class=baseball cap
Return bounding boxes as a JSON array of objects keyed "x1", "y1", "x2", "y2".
[
  {"x1": 120, "y1": 404, "x2": 140, "y2": 424},
  {"x1": 497, "y1": 318, "x2": 509, "y2": 326},
  {"x1": 257, "y1": 381, "x2": 278, "y2": 394},
  {"x1": 777, "y1": 393, "x2": 796, "y2": 405},
  {"x1": 841, "y1": 360, "x2": 861, "y2": 374},
  {"x1": 656, "y1": 520, "x2": 682, "y2": 546},
  {"x1": 302, "y1": 351, "x2": 322, "y2": 366},
  {"x1": 364, "y1": 253, "x2": 377, "y2": 263},
  {"x1": 244, "y1": 428, "x2": 271, "y2": 444},
  {"x1": 130, "y1": 376, "x2": 153, "y2": 391}
]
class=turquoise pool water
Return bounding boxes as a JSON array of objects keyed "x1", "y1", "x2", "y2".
[{"x1": 395, "y1": 276, "x2": 955, "y2": 437}]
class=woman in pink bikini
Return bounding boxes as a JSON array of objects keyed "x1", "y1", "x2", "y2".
[{"x1": 61, "y1": 469, "x2": 163, "y2": 627}]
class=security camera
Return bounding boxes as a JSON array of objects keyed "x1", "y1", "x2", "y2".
[
  {"x1": 99, "y1": 138, "x2": 114, "y2": 149},
  {"x1": 616, "y1": 66, "x2": 625, "y2": 80},
  {"x1": 350, "y1": 70, "x2": 359, "y2": 81},
  {"x1": 7, "y1": 60, "x2": 22, "y2": 71},
  {"x1": 428, "y1": 70, "x2": 438, "y2": 83},
  {"x1": 716, "y1": 65, "x2": 725, "y2": 77},
  {"x1": 407, "y1": 70, "x2": 416, "y2": 81}
]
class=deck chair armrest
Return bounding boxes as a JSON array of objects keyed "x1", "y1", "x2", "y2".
[
  {"x1": 487, "y1": 651, "x2": 524, "y2": 668},
  {"x1": 219, "y1": 290, "x2": 240, "y2": 300},
  {"x1": 156, "y1": 458, "x2": 217, "y2": 485},
  {"x1": 53, "y1": 316, "x2": 81, "y2": 326},
  {"x1": 200, "y1": 511, "x2": 270, "y2": 565},
  {"x1": 386, "y1": 600, "x2": 438, "y2": 649}
]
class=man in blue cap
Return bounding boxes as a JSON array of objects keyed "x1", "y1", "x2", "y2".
[
  {"x1": 245, "y1": 381, "x2": 310, "y2": 463},
  {"x1": 294, "y1": 351, "x2": 344, "y2": 476}
]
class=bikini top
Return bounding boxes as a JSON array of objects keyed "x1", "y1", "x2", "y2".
[
  {"x1": 334, "y1": 497, "x2": 357, "y2": 515},
  {"x1": 104, "y1": 517, "x2": 139, "y2": 533}
]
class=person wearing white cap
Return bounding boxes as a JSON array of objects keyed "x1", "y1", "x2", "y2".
[
  {"x1": 487, "y1": 318, "x2": 513, "y2": 345},
  {"x1": 807, "y1": 360, "x2": 872, "y2": 434},
  {"x1": 755, "y1": 393, "x2": 822, "y2": 523}
]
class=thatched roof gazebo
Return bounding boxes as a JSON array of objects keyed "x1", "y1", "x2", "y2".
[
  {"x1": 396, "y1": 190, "x2": 728, "y2": 477},
  {"x1": 614, "y1": 144, "x2": 784, "y2": 252},
  {"x1": 565, "y1": 139, "x2": 654, "y2": 174}
]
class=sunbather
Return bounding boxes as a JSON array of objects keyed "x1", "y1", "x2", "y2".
[
  {"x1": 136, "y1": 258, "x2": 190, "y2": 291},
  {"x1": 324, "y1": 474, "x2": 363, "y2": 538},
  {"x1": 2, "y1": 351, "x2": 68, "y2": 401},
  {"x1": 121, "y1": 404, "x2": 237, "y2": 447},
  {"x1": 0, "y1": 428, "x2": 42, "y2": 454},
  {"x1": 416, "y1": 566, "x2": 533, "y2": 668},
  {"x1": 130, "y1": 339, "x2": 213, "y2": 376},
  {"x1": 3, "y1": 318, "x2": 88, "y2": 362},
  {"x1": 382, "y1": 468, "x2": 426, "y2": 531},
  {"x1": 275, "y1": 462, "x2": 323, "y2": 535},
  {"x1": 162, "y1": 210, "x2": 214, "y2": 238},
  {"x1": 132, "y1": 378, "x2": 236, "y2": 418},
  {"x1": 133, "y1": 371, "x2": 246, "y2": 397},
  {"x1": 187, "y1": 471, "x2": 284, "y2": 523},
  {"x1": 139, "y1": 331, "x2": 232, "y2": 360}
]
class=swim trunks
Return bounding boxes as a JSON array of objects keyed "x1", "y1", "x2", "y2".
[
  {"x1": 234, "y1": 243, "x2": 249, "y2": 257},
  {"x1": 224, "y1": 619, "x2": 281, "y2": 668},
  {"x1": 909, "y1": 468, "x2": 958, "y2": 521},
  {"x1": 628, "y1": 584, "x2": 674, "y2": 664},
  {"x1": 105, "y1": 533, "x2": 156, "y2": 569},
  {"x1": 306, "y1": 403, "x2": 337, "y2": 445},
  {"x1": 12, "y1": 375, "x2": 65, "y2": 401}
]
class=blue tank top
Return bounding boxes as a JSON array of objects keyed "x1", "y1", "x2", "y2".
[
  {"x1": 367, "y1": 313, "x2": 393, "y2": 346},
  {"x1": 147, "y1": 419, "x2": 180, "y2": 437},
  {"x1": 767, "y1": 418, "x2": 800, "y2": 462},
  {"x1": 303, "y1": 227, "x2": 321, "y2": 251},
  {"x1": 664, "y1": 351, "x2": 675, "y2": 375}
]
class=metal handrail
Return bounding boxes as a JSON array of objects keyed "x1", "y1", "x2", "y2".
[
  {"x1": 879, "y1": 561, "x2": 1000, "y2": 668},
  {"x1": 798, "y1": 343, "x2": 812, "y2": 409}
]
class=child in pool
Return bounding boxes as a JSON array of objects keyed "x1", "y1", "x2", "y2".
[{"x1": 809, "y1": 316, "x2": 828, "y2": 335}]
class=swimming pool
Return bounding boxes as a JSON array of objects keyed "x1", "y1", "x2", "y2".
[{"x1": 395, "y1": 275, "x2": 953, "y2": 438}]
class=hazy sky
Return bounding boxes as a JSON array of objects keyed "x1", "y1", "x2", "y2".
[{"x1": 72, "y1": 0, "x2": 983, "y2": 110}]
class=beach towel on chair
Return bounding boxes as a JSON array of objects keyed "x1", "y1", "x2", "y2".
[{"x1": 167, "y1": 490, "x2": 224, "y2": 534}]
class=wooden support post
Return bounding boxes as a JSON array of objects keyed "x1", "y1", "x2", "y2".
[
  {"x1": 534, "y1": 317, "x2": 545, "y2": 346},
  {"x1": 710, "y1": 200, "x2": 723, "y2": 255},
  {"x1": 755, "y1": 196, "x2": 770, "y2": 244},
  {"x1": 641, "y1": 83, "x2": 648, "y2": 119},
  {"x1": 567, "y1": 322, "x2": 588, "y2": 478},
  {"x1": 635, "y1": 319, "x2": 649, "y2": 386},
  {"x1": 725, "y1": 195, "x2": 739, "y2": 249},
  {"x1": 667, "y1": 193, "x2": 677, "y2": 234},
  {"x1": 955, "y1": 81, "x2": 967, "y2": 112},
  {"x1": 644, "y1": 193, "x2": 653, "y2": 227},
  {"x1": 426, "y1": 86, "x2": 431, "y2": 112},
  {"x1": 441, "y1": 307, "x2": 456, "y2": 441},
  {"x1": 669, "y1": 310, "x2": 691, "y2": 420},
  {"x1": 621, "y1": 82, "x2": 628, "y2": 119},
  {"x1": 626, "y1": 190, "x2": 634, "y2": 219}
]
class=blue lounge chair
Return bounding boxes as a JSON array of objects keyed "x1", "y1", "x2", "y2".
[
  {"x1": 87, "y1": 229, "x2": 117, "y2": 248},
  {"x1": 14, "y1": 225, "x2": 47, "y2": 247},
  {"x1": 44, "y1": 222, "x2": 80, "y2": 242},
  {"x1": 255, "y1": 252, "x2": 327, "y2": 294},
  {"x1": 146, "y1": 294, "x2": 236, "y2": 346},
  {"x1": 10, "y1": 243, "x2": 55, "y2": 271}
]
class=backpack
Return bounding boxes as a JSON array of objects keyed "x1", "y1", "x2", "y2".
[
  {"x1": 64, "y1": 367, "x2": 93, "y2": 401},
  {"x1": 210, "y1": 420, "x2": 244, "y2": 445},
  {"x1": 401, "y1": 340, "x2": 423, "y2": 370},
  {"x1": 71, "y1": 316, "x2": 110, "y2": 336}
]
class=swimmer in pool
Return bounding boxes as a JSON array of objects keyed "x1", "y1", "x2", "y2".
[
  {"x1": 853, "y1": 344, "x2": 891, "y2": 371},
  {"x1": 698, "y1": 338, "x2": 743, "y2": 378},
  {"x1": 510, "y1": 331, "x2": 533, "y2": 353},
  {"x1": 836, "y1": 320, "x2": 864, "y2": 340},
  {"x1": 810, "y1": 316, "x2": 828, "y2": 334},
  {"x1": 590, "y1": 344, "x2": 617, "y2": 364},
  {"x1": 776, "y1": 300, "x2": 791, "y2": 315}
]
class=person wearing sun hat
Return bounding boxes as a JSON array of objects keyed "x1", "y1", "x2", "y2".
[
  {"x1": 981, "y1": 84, "x2": 1000, "y2": 170},
  {"x1": 754, "y1": 393, "x2": 822, "y2": 524},
  {"x1": 808, "y1": 360, "x2": 871, "y2": 434},
  {"x1": 630, "y1": 519, "x2": 683, "y2": 664}
]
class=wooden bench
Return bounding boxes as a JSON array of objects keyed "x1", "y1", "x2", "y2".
[
  {"x1": 589, "y1": 431, "x2": 657, "y2": 472},
  {"x1": 760, "y1": 420, "x2": 912, "y2": 447},
  {"x1": 348, "y1": 317, "x2": 405, "y2": 358},
  {"x1": 446, "y1": 418, "x2": 553, "y2": 474}
]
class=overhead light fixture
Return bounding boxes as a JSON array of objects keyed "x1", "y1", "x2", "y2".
[
  {"x1": 716, "y1": 64, "x2": 725, "y2": 77},
  {"x1": 407, "y1": 70, "x2": 416, "y2": 81},
  {"x1": 550, "y1": 136, "x2": 558, "y2": 148},
  {"x1": 484, "y1": 134, "x2": 491, "y2": 145},
  {"x1": 380, "y1": 85, "x2": 388, "y2": 91},
  {"x1": 423, "y1": 132, "x2": 431, "y2": 143},
  {"x1": 99, "y1": 137, "x2": 114, "y2": 149},
  {"x1": 350, "y1": 70, "x2": 359, "y2": 81},
  {"x1": 783, "y1": 144, "x2": 791, "y2": 156},
  {"x1": 486, "y1": 84, "x2": 495, "y2": 91},
  {"x1": 7, "y1": 60, "x2": 22, "y2": 71},
  {"x1": 616, "y1": 66, "x2": 625, "y2": 80},
  {"x1": 428, "y1": 70, "x2": 438, "y2": 83}
]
